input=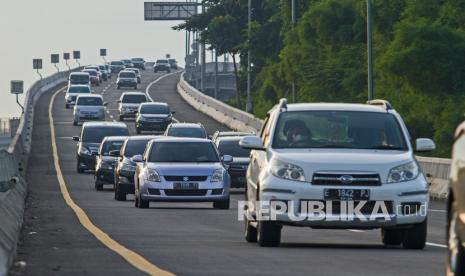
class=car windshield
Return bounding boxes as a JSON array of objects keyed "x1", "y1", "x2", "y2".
[
  {"x1": 218, "y1": 140, "x2": 251, "y2": 157},
  {"x1": 119, "y1": 72, "x2": 135, "y2": 78},
  {"x1": 84, "y1": 70, "x2": 97, "y2": 76},
  {"x1": 111, "y1": 61, "x2": 123, "y2": 65},
  {"x1": 82, "y1": 127, "x2": 129, "y2": 143},
  {"x1": 122, "y1": 94, "x2": 147, "y2": 104},
  {"x1": 168, "y1": 59, "x2": 176, "y2": 64},
  {"x1": 124, "y1": 139, "x2": 151, "y2": 157},
  {"x1": 70, "y1": 75, "x2": 89, "y2": 83},
  {"x1": 100, "y1": 140, "x2": 124, "y2": 155},
  {"x1": 132, "y1": 58, "x2": 144, "y2": 62},
  {"x1": 77, "y1": 97, "x2": 103, "y2": 106},
  {"x1": 122, "y1": 60, "x2": 131, "y2": 63},
  {"x1": 87, "y1": 67, "x2": 99, "y2": 71},
  {"x1": 167, "y1": 127, "x2": 206, "y2": 138},
  {"x1": 148, "y1": 142, "x2": 219, "y2": 162},
  {"x1": 157, "y1": 60, "x2": 168, "y2": 64},
  {"x1": 98, "y1": 66, "x2": 105, "y2": 70},
  {"x1": 272, "y1": 111, "x2": 408, "y2": 150},
  {"x1": 68, "y1": 86, "x2": 91, "y2": 93},
  {"x1": 140, "y1": 104, "x2": 169, "y2": 114}
]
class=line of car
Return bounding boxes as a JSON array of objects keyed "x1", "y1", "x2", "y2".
[{"x1": 64, "y1": 64, "x2": 444, "y2": 254}]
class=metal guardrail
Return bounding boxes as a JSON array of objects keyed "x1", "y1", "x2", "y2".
[{"x1": 177, "y1": 72, "x2": 451, "y2": 199}]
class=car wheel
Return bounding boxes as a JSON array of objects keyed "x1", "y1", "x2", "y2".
[
  {"x1": 114, "y1": 183, "x2": 126, "y2": 201},
  {"x1": 381, "y1": 228, "x2": 404, "y2": 246},
  {"x1": 448, "y1": 199, "x2": 465, "y2": 275},
  {"x1": 76, "y1": 159, "x2": 84, "y2": 173},
  {"x1": 257, "y1": 221, "x2": 281, "y2": 247},
  {"x1": 73, "y1": 120, "x2": 78, "y2": 126},
  {"x1": 402, "y1": 218, "x2": 427, "y2": 249},
  {"x1": 245, "y1": 216, "x2": 258, "y2": 243},
  {"x1": 134, "y1": 85, "x2": 138, "y2": 90},
  {"x1": 136, "y1": 128, "x2": 141, "y2": 134},
  {"x1": 94, "y1": 179, "x2": 103, "y2": 191},
  {"x1": 119, "y1": 115, "x2": 124, "y2": 121},
  {"x1": 213, "y1": 198, "x2": 230, "y2": 209},
  {"x1": 65, "y1": 104, "x2": 69, "y2": 109},
  {"x1": 135, "y1": 191, "x2": 149, "y2": 209}
]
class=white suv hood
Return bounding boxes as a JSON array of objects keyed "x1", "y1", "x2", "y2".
[{"x1": 271, "y1": 149, "x2": 414, "y2": 183}]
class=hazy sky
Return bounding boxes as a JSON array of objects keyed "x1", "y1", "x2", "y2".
[{"x1": 0, "y1": 0, "x2": 187, "y2": 118}]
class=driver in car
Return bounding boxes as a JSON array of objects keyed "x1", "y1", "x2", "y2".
[{"x1": 283, "y1": 120, "x2": 312, "y2": 147}]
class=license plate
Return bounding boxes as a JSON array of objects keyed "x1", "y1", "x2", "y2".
[
  {"x1": 324, "y1": 189, "x2": 370, "y2": 200},
  {"x1": 173, "y1": 182, "x2": 199, "y2": 190}
]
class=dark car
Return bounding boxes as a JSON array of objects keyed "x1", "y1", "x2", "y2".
[
  {"x1": 122, "y1": 59, "x2": 134, "y2": 68},
  {"x1": 164, "y1": 123, "x2": 207, "y2": 139},
  {"x1": 135, "y1": 102, "x2": 174, "y2": 134},
  {"x1": 94, "y1": 136, "x2": 127, "y2": 191},
  {"x1": 153, "y1": 59, "x2": 171, "y2": 73},
  {"x1": 113, "y1": 136, "x2": 157, "y2": 201},
  {"x1": 131, "y1": 58, "x2": 146, "y2": 70},
  {"x1": 110, "y1": 61, "x2": 125, "y2": 74},
  {"x1": 215, "y1": 136, "x2": 252, "y2": 188},
  {"x1": 168, "y1": 58, "x2": 178, "y2": 69},
  {"x1": 82, "y1": 69, "x2": 100, "y2": 86},
  {"x1": 73, "y1": 122, "x2": 129, "y2": 173}
]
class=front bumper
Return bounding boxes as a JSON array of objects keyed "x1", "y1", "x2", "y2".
[
  {"x1": 228, "y1": 170, "x2": 246, "y2": 188},
  {"x1": 74, "y1": 113, "x2": 105, "y2": 122},
  {"x1": 140, "y1": 180, "x2": 230, "y2": 202},
  {"x1": 136, "y1": 120, "x2": 170, "y2": 131},
  {"x1": 249, "y1": 174, "x2": 429, "y2": 228},
  {"x1": 78, "y1": 154, "x2": 96, "y2": 170},
  {"x1": 116, "y1": 171, "x2": 136, "y2": 193},
  {"x1": 95, "y1": 168, "x2": 115, "y2": 184}
]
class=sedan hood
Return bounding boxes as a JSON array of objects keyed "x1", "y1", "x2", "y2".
[{"x1": 147, "y1": 162, "x2": 223, "y2": 176}]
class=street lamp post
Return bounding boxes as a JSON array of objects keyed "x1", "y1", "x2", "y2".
[
  {"x1": 246, "y1": 0, "x2": 252, "y2": 113},
  {"x1": 367, "y1": 0, "x2": 374, "y2": 101},
  {"x1": 291, "y1": 0, "x2": 296, "y2": 103}
]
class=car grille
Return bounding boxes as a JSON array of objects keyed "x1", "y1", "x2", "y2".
[
  {"x1": 312, "y1": 172, "x2": 381, "y2": 186},
  {"x1": 164, "y1": 176, "x2": 208, "y2": 182},
  {"x1": 229, "y1": 164, "x2": 248, "y2": 171},
  {"x1": 164, "y1": 189, "x2": 208, "y2": 196},
  {"x1": 148, "y1": 188, "x2": 161, "y2": 195},
  {"x1": 300, "y1": 200, "x2": 393, "y2": 215},
  {"x1": 211, "y1": 189, "x2": 223, "y2": 195}
]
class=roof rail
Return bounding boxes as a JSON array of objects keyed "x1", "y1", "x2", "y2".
[
  {"x1": 366, "y1": 99, "x2": 393, "y2": 110},
  {"x1": 279, "y1": 98, "x2": 288, "y2": 112}
]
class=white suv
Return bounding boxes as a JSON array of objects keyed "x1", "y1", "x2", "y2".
[{"x1": 240, "y1": 99, "x2": 436, "y2": 248}]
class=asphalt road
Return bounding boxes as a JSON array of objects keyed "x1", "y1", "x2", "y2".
[{"x1": 11, "y1": 69, "x2": 447, "y2": 275}]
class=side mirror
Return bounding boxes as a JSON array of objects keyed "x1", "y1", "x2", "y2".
[
  {"x1": 416, "y1": 138, "x2": 436, "y2": 152},
  {"x1": 208, "y1": 135, "x2": 213, "y2": 140},
  {"x1": 103, "y1": 102, "x2": 108, "y2": 106},
  {"x1": 171, "y1": 111, "x2": 176, "y2": 114},
  {"x1": 72, "y1": 136, "x2": 80, "y2": 141},
  {"x1": 222, "y1": 155, "x2": 233, "y2": 164},
  {"x1": 117, "y1": 100, "x2": 121, "y2": 103},
  {"x1": 239, "y1": 136, "x2": 265, "y2": 151},
  {"x1": 109, "y1": 150, "x2": 120, "y2": 157},
  {"x1": 132, "y1": 154, "x2": 144, "y2": 163}
]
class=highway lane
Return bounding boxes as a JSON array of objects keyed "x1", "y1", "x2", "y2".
[{"x1": 12, "y1": 69, "x2": 447, "y2": 275}]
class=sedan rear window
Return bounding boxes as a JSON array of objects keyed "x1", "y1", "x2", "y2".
[
  {"x1": 148, "y1": 142, "x2": 219, "y2": 163},
  {"x1": 68, "y1": 86, "x2": 91, "y2": 93},
  {"x1": 156, "y1": 60, "x2": 168, "y2": 64},
  {"x1": 218, "y1": 140, "x2": 251, "y2": 158},
  {"x1": 82, "y1": 127, "x2": 129, "y2": 143},
  {"x1": 100, "y1": 140, "x2": 124, "y2": 155},
  {"x1": 83, "y1": 70, "x2": 98, "y2": 76},
  {"x1": 111, "y1": 61, "x2": 123, "y2": 65},
  {"x1": 124, "y1": 139, "x2": 151, "y2": 157},
  {"x1": 140, "y1": 104, "x2": 169, "y2": 114},
  {"x1": 77, "y1": 97, "x2": 103, "y2": 106},
  {"x1": 119, "y1": 72, "x2": 136, "y2": 78}
]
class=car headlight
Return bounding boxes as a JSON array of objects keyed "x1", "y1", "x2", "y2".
[
  {"x1": 387, "y1": 161, "x2": 419, "y2": 183},
  {"x1": 145, "y1": 168, "x2": 161, "y2": 182},
  {"x1": 211, "y1": 169, "x2": 224, "y2": 182},
  {"x1": 270, "y1": 159, "x2": 306, "y2": 182},
  {"x1": 79, "y1": 146, "x2": 91, "y2": 156}
]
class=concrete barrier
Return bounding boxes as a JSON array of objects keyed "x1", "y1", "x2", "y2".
[
  {"x1": 0, "y1": 68, "x2": 80, "y2": 276},
  {"x1": 177, "y1": 72, "x2": 451, "y2": 200}
]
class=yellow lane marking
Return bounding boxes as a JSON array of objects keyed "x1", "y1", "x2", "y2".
[{"x1": 49, "y1": 88, "x2": 174, "y2": 276}]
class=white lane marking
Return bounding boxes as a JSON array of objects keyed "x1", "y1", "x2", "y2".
[
  {"x1": 145, "y1": 70, "x2": 182, "y2": 122},
  {"x1": 429, "y1": 209, "x2": 447, "y2": 213},
  {"x1": 426, "y1": 242, "x2": 447, "y2": 248}
]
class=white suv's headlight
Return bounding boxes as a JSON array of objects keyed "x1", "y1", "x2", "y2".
[
  {"x1": 211, "y1": 169, "x2": 224, "y2": 182},
  {"x1": 387, "y1": 161, "x2": 419, "y2": 183},
  {"x1": 270, "y1": 159, "x2": 306, "y2": 182},
  {"x1": 145, "y1": 168, "x2": 161, "y2": 182},
  {"x1": 79, "y1": 146, "x2": 91, "y2": 156}
]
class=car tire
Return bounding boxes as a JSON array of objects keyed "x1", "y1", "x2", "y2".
[
  {"x1": 245, "y1": 216, "x2": 258, "y2": 243},
  {"x1": 257, "y1": 221, "x2": 281, "y2": 247},
  {"x1": 73, "y1": 120, "x2": 78, "y2": 126},
  {"x1": 136, "y1": 128, "x2": 141, "y2": 134},
  {"x1": 119, "y1": 115, "x2": 124, "y2": 121},
  {"x1": 76, "y1": 159, "x2": 84, "y2": 173},
  {"x1": 448, "y1": 199, "x2": 465, "y2": 275},
  {"x1": 381, "y1": 228, "x2": 404, "y2": 246},
  {"x1": 114, "y1": 183, "x2": 126, "y2": 201},
  {"x1": 402, "y1": 218, "x2": 427, "y2": 249},
  {"x1": 134, "y1": 85, "x2": 138, "y2": 90},
  {"x1": 135, "y1": 190, "x2": 149, "y2": 209},
  {"x1": 213, "y1": 198, "x2": 230, "y2": 209},
  {"x1": 94, "y1": 179, "x2": 103, "y2": 191},
  {"x1": 65, "y1": 104, "x2": 69, "y2": 109}
]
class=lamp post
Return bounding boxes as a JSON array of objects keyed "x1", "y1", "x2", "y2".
[
  {"x1": 367, "y1": 0, "x2": 374, "y2": 100},
  {"x1": 291, "y1": 0, "x2": 296, "y2": 103},
  {"x1": 246, "y1": 0, "x2": 252, "y2": 113}
]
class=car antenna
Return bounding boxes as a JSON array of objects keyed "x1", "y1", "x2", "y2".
[{"x1": 279, "y1": 98, "x2": 288, "y2": 112}]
